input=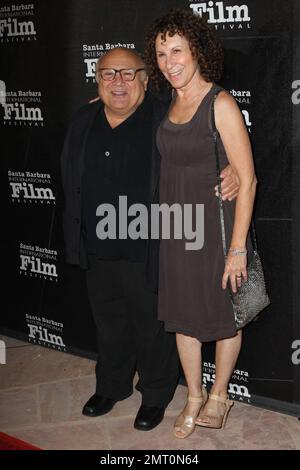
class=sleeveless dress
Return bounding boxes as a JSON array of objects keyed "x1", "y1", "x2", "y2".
[{"x1": 157, "y1": 84, "x2": 240, "y2": 342}]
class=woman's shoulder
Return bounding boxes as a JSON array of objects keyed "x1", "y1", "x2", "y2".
[
  {"x1": 213, "y1": 87, "x2": 246, "y2": 131},
  {"x1": 214, "y1": 88, "x2": 240, "y2": 115}
]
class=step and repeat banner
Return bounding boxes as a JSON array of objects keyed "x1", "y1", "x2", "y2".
[{"x1": 1, "y1": 0, "x2": 299, "y2": 415}]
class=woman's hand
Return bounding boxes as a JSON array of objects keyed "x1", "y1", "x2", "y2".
[{"x1": 222, "y1": 252, "x2": 247, "y2": 293}]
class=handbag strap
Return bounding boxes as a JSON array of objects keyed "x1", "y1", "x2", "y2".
[{"x1": 211, "y1": 91, "x2": 258, "y2": 257}]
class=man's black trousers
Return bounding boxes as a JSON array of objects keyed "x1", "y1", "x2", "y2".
[{"x1": 86, "y1": 256, "x2": 179, "y2": 407}]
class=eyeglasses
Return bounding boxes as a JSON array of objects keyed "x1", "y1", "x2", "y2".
[{"x1": 95, "y1": 68, "x2": 145, "y2": 82}]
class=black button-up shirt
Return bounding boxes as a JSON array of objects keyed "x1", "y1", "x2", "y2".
[{"x1": 82, "y1": 96, "x2": 152, "y2": 261}]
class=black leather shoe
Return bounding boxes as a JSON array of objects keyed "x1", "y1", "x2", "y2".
[
  {"x1": 82, "y1": 394, "x2": 117, "y2": 417},
  {"x1": 134, "y1": 405, "x2": 165, "y2": 431}
]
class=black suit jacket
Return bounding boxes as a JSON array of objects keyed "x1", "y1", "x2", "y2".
[{"x1": 60, "y1": 93, "x2": 168, "y2": 291}]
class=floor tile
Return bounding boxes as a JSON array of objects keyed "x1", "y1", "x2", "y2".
[{"x1": 0, "y1": 387, "x2": 39, "y2": 429}]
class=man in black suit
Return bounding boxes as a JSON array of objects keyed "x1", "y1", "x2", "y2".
[{"x1": 61, "y1": 47, "x2": 238, "y2": 430}]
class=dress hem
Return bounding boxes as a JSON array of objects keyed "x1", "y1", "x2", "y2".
[{"x1": 161, "y1": 321, "x2": 237, "y2": 342}]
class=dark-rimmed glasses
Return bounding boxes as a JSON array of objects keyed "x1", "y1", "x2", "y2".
[{"x1": 95, "y1": 68, "x2": 145, "y2": 82}]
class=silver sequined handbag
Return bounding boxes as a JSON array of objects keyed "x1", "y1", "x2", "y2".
[
  {"x1": 230, "y1": 250, "x2": 270, "y2": 329},
  {"x1": 211, "y1": 91, "x2": 270, "y2": 329}
]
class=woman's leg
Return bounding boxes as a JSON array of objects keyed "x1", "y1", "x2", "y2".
[
  {"x1": 175, "y1": 333, "x2": 204, "y2": 436},
  {"x1": 197, "y1": 330, "x2": 242, "y2": 425},
  {"x1": 176, "y1": 333, "x2": 203, "y2": 397},
  {"x1": 213, "y1": 329, "x2": 242, "y2": 396}
]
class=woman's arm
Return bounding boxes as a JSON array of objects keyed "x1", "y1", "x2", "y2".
[
  {"x1": 216, "y1": 165, "x2": 240, "y2": 201},
  {"x1": 215, "y1": 91, "x2": 257, "y2": 293}
]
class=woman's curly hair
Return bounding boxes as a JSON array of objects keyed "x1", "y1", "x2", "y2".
[{"x1": 144, "y1": 8, "x2": 224, "y2": 91}]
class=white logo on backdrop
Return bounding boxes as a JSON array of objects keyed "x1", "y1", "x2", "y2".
[
  {"x1": 8, "y1": 170, "x2": 55, "y2": 205},
  {"x1": 2, "y1": 89, "x2": 44, "y2": 126},
  {"x1": 230, "y1": 89, "x2": 252, "y2": 133},
  {"x1": 19, "y1": 243, "x2": 58, "y2": 281},
  {"x1": 83, "y1": 42, "x2": 136, "y2": 82},
  {"x1": 0, "y1": 3, "x2": 37, "y2": 42},
  {"x1": 26, "y1": 314, "x2": 66, "y2": 351},
  {"x1": 230, "y1": 89, "x2": 251, "y2": 105},
  {"x1": 241, "y1": 109, "x2": 252, "y2": 132},
  {"x1": 202, "y1": 361, "x2": 251, "y2": 402},
  {"x1": 189, "y1": 1, "x2": 251, "y2": 30}
]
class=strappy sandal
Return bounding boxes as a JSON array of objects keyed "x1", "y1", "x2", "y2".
[
  {"x1": 174, "y1": 387, "x2": 208, "y2": 439},
  {"x1": 196, "y1": 393, "x2": 234, "y2": 429}
]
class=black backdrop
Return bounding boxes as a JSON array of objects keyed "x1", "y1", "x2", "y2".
[{"x1": 1, "y1": 0, "x2": 299, "y2": 415}]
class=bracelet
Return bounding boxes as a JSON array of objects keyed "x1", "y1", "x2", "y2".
[{"x1": 228, "y1": 248, "x2": 247, "y2": 256}]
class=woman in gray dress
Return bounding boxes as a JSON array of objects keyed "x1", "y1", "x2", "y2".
[{"x1": 145, "y1": 9, "x2": 257, "y2": 438}]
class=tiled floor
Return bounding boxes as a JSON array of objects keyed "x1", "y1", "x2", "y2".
[{"x1": 0, "y1": 334, "x2": 299, "y2": 450}]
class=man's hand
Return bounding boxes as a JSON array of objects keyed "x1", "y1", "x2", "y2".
[{"x1": 215, "y1": 164, "x2": 239, "y2": 201}]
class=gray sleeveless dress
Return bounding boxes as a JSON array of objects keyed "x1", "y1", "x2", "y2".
[{"x1": 157, "y1": 84, "x2": 238, "y2": 342}]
